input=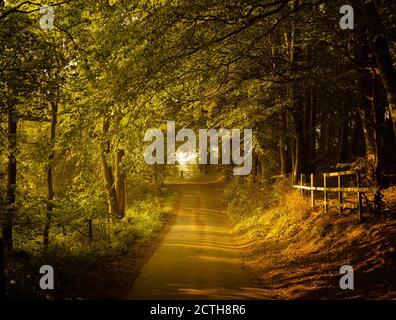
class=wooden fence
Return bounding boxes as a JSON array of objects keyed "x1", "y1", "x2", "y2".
[{"x1": 292, "y1": 171, "x2": 372, "y2": 222}]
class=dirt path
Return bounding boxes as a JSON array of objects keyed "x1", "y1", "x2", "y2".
[{"x1": 125, "y1": 181, "x2": 269, "y2": 299}]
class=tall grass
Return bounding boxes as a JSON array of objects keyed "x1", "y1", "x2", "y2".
[{"x1": 224, "y1": 178, "x2": 334, "y2": 251}]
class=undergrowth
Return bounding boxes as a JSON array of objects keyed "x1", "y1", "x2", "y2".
[
  {"x1": 5, "y1": 183, "x2": 176, "y2": 299},
  {"x1": 224, "y1": 178, "x2": 396, "y2": 299},
  {"x1": 224, "y1": 178, "x2": 335, "y2": 250}
]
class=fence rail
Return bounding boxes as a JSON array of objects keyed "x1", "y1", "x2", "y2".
[
  {"x1": 291, "y1": 171, "x2": 373, "y2": 222},
  {"x1": 293, "y1": 185, "x2": 371, "y2": 193}
]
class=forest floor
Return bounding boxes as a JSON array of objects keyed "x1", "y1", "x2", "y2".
[{"x1": 233, "y1": 185, "x2": 396, "y2": 299}]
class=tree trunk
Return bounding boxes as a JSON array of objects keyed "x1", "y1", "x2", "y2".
[
  {"x1": 115, "y1": 149, "x2": 126, "y2": 218},
  {"x1": 290, "y1": 138, "x2": 296, "y2": 177},
  {"x1": 372, "y1": 79, "x2": 386, "y2": 189},
  {"x1": 358, "y1": 69, "x2": 386, "y2": 193},
  {"x1": 3, "y1": 107, "x2": 17, "y2": 253},
  {"x1": 292, "y1": 99, "x2": 306, "y2": 177},
  {"x1": 309, "y1": 88, "x2": 317, "y2": 173},
  {"x1": 101, "y1": 117, "x2": 119, "y2": 217},
  {"x1": 43, "y1": 100, "x2": 57, "y2": 248},
  {"x1": 303, "y1": 44, "x2": 313, "y2": 172},
  {"x1": 352, "y1": 27, "x2": 382, "y2": 171},
  {"x1": 285, "y1": 12, "x2": 307, "y2": 177},
  {"x1": 303, "y1": 85, "x2": 311, "y2": 163},
  {"x1": 152, "y1": 163, "x2": 160, "y2": 196},
  {"x1": 279, "y1": 111, "x2": 290, "y2": 177},
  {"x1": 351, "y1": 111, "x2": 366, "y2": 158},
  {"x1": 358, "y1": 0, "x2": 396, "y2": 144},
  {"x1": 251, "y1": 152, "x2": 258, "y2": 180},
  {"x1": 358, "y1": 77, "x2": 377, "y2": 163},
  {"x1": 339, "y1": 116, "x2": 349, "y2": 163}
]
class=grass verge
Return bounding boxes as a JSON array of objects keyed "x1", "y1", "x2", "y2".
[{"x1": 225, "y1": 178, "x2": 396, "y2": 299}]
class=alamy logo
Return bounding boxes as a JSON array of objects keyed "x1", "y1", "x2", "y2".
[
  {"x1": 39, "y1": 265, "x2": 54, "y2": 290},
  {"x1": 144, "y1": 121, "x2": 252, "y2": 176},
  {"x1": 339, "y1": 265, "x2": 354, "y2": 290},
  {"x1": 39, "y1": 5, "x2": 54, "y2": 30},
  {"x1": 339, "y1": 5, "x2": 354, "y2": 30}
]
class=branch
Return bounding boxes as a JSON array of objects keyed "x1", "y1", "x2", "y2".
[{"x1": 0, "y1": 0, "x2": 72, "y2": 20}]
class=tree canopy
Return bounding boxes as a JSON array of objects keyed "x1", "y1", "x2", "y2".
[{"x1": 1, "y1": 0, "x2": 396, "y2": 257}]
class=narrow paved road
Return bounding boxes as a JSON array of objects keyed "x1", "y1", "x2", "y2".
[{"x1": 125, "y1": 181, "x2": 268, "y2": 299}]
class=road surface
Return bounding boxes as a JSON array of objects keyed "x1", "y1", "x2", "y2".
[{"x1": 125, "y1": 181, "x2": 269, "y2": 299}]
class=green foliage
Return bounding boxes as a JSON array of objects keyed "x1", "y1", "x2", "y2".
[
  {"x1": 1, "y1": 0, "x2": 396, "y2": 299},
  {"x1": 13, "y1": 182, "x2": 171, "y2": 256}
]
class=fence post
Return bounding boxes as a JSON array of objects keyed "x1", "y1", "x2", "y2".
[
  {"x1": 88, "y1": 219, "x2": 93, "y2": 244},
  {"x1": 338, "y1": 175, "x2": 343, "y2": 215},
  {"x1": 324, "y1": 173, "x2": 328, "y2": 213},
  {"x1": 357, "y1": 173, "x2": 363, "y2": 222},
  {"x1": 310, "y1": 174, "x2": 314, "y2": 209},
  {"x1": 0, "y1": 238, "x2": 4, "y2": 300},
  {"x1": 300, "y1": 173, "x2": 303, "y2": 196}
]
